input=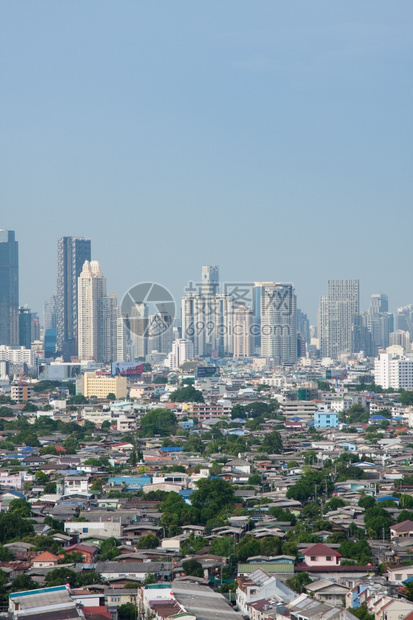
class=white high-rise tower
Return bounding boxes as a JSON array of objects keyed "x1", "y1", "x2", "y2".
[{"x1": 318, "y1": 280, "x2": 360, "y2": 359}]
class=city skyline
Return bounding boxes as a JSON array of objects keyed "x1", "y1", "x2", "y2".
[
  {"x1": 1, "y1": 226, "x2": 412, "y2": 331},
  {"x1": 1, "y1": 1, "x2": 412, "y2": 323}
]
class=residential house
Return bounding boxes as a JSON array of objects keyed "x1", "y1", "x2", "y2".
[
  {"x1": 305, "y1": 579, "x2": 350, "y2": 606},
  {"x1": 302, "y1": 543, "x2": 342, "y2": 567},
  {"x1": 236, "y1": 568, "x2": 296, "y2": 617},
  {"x1": 31, "y1": 551, "x2": 60, "y2": 568},
  {"x1": 390, "y1": 520, "x2": 413, "y2": 540}
]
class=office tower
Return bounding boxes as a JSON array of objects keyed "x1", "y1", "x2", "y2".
[
  {"x1": 78, "y1": 260, "x2": 117, "y2": 362},
  {"x1": 127, "y1": 302, "x2": 148, "y2": 359},
  {"x1": 182, "y1": 293, "x2": 206, "y2": 357},
  {"x1": 318, "y1": 280, "x2": 359, "y2": 359},
  {"x1": 147, "y1": 311, "x2": 174, "y2": 355},
  {"x1": 0, "y1": 229, "x2": 19, "y2": 346},
  {"x1": 182, "y1": 266, "x2": 234, "y2": 358},
  {"x1": 57, "y1": 236, "x2": 91, "y2": 359},
  {"x1": 374, "y1": 352, "x2": 413, "y2": 390},
  {"x1": 44, "y1": 329, "x2": 57, "y2": 358},
  {"x1": 260, "y1": 283, "x2": 297, "y2": 365},
  {"x1": 370, "y1": 293, "x2": 388, "y2": 314},
  {"x1": 233, "y1": 305, "x2": 252, "y2": 358},
  {"x1": 78, "y1": 261, "x2": 105, "y2": 360},
  {"x1": 99, "y1": 291, "x2": 118, "y2": 363},
  {"x1": 166, "y1": 338, "x2": 194, "y2": 370},
  {"x1": 201, "y1": 265, "x2": 219, "y2": 295},
  {"x1": 366, "y1": 293, "x2": 391, "y2": 353},
  {"x1": 296, "y1": 308, "x2": 310, "y2": 345},
  {"x1": 395, "y1": 305, "x2": 413, "y2": 338},
  {"x1": 18, "y1": 306, "x2": 32, "y2": 349},
  {"x1": 44, "y1": 295, "x2": 57, "y2": 330},
  {"x1": 31, "y1": 313, "x2": 40, "y2": 343},
  {"x1": 389, "y1": 330, "x2": 411, "y2": 351},
  {"x1": 351, "y1": 313, "x2": 374, "y2": 356}
]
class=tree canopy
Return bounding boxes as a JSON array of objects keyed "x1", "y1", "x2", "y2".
[{"x1": 140, "y1": 409, "x2": 177, "y2": 436}]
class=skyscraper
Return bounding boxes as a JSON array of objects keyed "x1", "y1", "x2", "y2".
[
  {"x1": 77, "y1": 260, "x2": 117, "y2": 362},
  {"x1": 43, "y1": 295, "x2": 57, "y2": 330},
  {"x1": 56, "y1": 236, "x2": 91, "y2": 359},
  {"x1": 0, "y1": 229, "x2": 19, "y2": 346},
  {"x1": 182, "y1": 266, "x2": 234, "y2": 358},
  {"x1": 201, "y1": 265, "x2": 219, "y2": 295},
  {"x1": 77, "y1": 260, "x2": 106, "y2": 360},
  {"x1": 260, "y1": 283, "x2": 297, "y2": 365},
  {"x1": 233, "y1": 304, "x2": 252, "y2": 358},
  {"x1": 99, "y1": 291, "x2": 118, "y2": 363},
  {"x1": 18, "y1": 306, "x2": 32, "y2": 349},
  {"x1": 318, "y1": 280, "x2": 360, "y2": 359}
]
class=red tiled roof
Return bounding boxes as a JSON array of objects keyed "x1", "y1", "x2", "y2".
[
  {"x1": 33, "y1": 551, "x2": 59, "y2": 562},
  {"x1": 303, "y1": 543, "x2": 341, "y2": 557},
  {"x1": 391, "y1": 520, "x2": 413, "y2": 532}
]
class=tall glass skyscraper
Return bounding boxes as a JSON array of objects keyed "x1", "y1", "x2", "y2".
[
  {"x1": 0, "y1": 229, "x2": 19, "y2": 346},
  {"x1": 56, "y1": 236, "x2": 91, "y2": 360}
]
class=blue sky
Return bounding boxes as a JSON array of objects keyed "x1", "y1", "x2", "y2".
[{"x1": 1, "y1": 1, "x2": 412, "y2": 322}]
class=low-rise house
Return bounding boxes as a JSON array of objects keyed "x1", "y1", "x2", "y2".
[
  {"x1": 236, "y1": 568, "x2": 296, "y2": 616},
  {"x1": 8, "y1": 585, "x2": 83, "y2": 619},
  {"x1": 95, "y1": 560, "x2": 172, "y2": 582},
  {"x1": 58, "y1": 475, "x2": 91, "y2": 497},
  {"x1": 305, "y1": 579, "x2": 350, "y2": 606},
  {"x1": 387, "y1": 565, "x2": 413, "y2": 584},
  {"x1": 390, "y1": 520, "x2": 413, "y2": 540},
  {"x1": 31, "y1": 551, "x2": 60, "y2": 568},
  {"x1": 65, "y1": 543, "x2": 98, "y2": 563},
  {"x1": 301, "y1": 543, "x2": 342, "y2": 567}
]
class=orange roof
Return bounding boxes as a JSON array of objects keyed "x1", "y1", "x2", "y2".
[{"x1": 33, "y1": 551, "x2": 59, "y2": 562}]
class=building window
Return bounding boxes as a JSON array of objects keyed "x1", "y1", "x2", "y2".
[
  {"x1": 310, "y1": 556, "x2": 316, "y2": 561},
  {"x1": 395, "y1": 574, "x2": 402, "y2": 580},
  {"x1": 326, "y1": 556, "x2": 332, "y2": 561}
]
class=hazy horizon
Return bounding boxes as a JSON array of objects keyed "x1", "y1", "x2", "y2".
[{"x1": 1, "y1": 1, "x2": 412, "y2": 323}]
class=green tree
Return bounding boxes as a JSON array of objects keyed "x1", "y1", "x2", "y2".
[
  {"x1": 118, "y1": 603, "x2": 137, "y2": 620},
  {"x1": 107, "y1": 393, "x2": 116, "y2": 400},
  {"x1": 268, "y1": 506, "x2": 297, "y2": 525},
  {"x1": 260, "y1": 536, "x2": 282, "y2": 556},
  {"x1": 349, "y1": 605, "x2": 375, "y2": 620},
  {"x1": 44, "y1": 481, "x2": 57, "y2": 493},
  {"x1": 90, "y1": 478, "x2": 104, "y2": 493},
  {"x1": 210, "y1": 537, "x2": 234, "y2": 557},
  {"x1": 129, "y1": 449, "x2": 138, "y2": 467},
  {"x1": 286, "y1": 470, "x2": 333, "y2": 503},
  {"x1": 10, "y1": 574, "x2": 40, "y2": 592},
  {"x1": 8, "y1": 498, "x2": 32, "y2": 517},
  {"x1": 358, "y1": 495, "x2": 376, "y2": 509},
  {"x1": 22, "y1": 401, "x2": 38, "y2": 412},
  {"x1": 286, "y1": 572, "x2": 312, "y2": 594},
  {"x1": 325, "y1": 497, "x2": 346, "y2": 512},
  {"x1": 0, "y1": 545, "x2": 14, "y2": 561},
  {"x1": 99, "y1": 537, "x2": 121, "y2": 560},
  {"x1": 169, "y1": 385, "x2": 204, "y2": 403},
  {"x1": 399, "y1": 391, "x2": 413, "y2": 406},
  {"x1": 63, "y1": 436, "x2": 78, "y2": 454},
  {"x1": 248, "y1": 472, "x2": 262, "y2": 485},
  {"x1": 259, "y1": 430, "x2": 283, "y2": 454},
  {"x1": 237, "y1": 535, "x2": 261, "y2": 562},
  {"x1": 339, "y1": 540, "x2": 372, "y2": 564},
  {"x1": 191, "y1": 478, "x2": 235, "y2": 524},
  {"x1": 136, "y1": 534, "x2": 160, "y2": 549},
  {"x1": 140, "y1": 408, "x2": 178, "y2": 436},
  {"x1": 182, "y1": 559, "x2": 204, "y2": 577},
  {"x1": 35, "y1": 470, "x2": 49, "y2": 485},
  {"x1": 67, "y1": 394, "x2": 88, "y2": 405}
]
